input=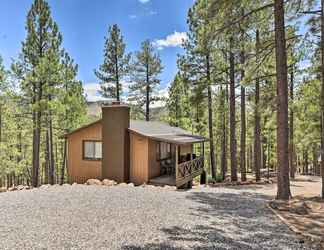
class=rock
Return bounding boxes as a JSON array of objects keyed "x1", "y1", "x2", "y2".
[
  {"x1": 16, "y1": 185, "x2": 26, "y2": 191},
  {"x1": 128, "y1": 183, "x2": 135, "y2": 187},
  {"x1": 8, "y1": 187, "x2": 17, "y2": 192},
  {"x1": 102, "y1": 179, "x2": 117, "y2": 186},
  {"x1": 163, "y1": 185, "x2": 176, "y2": 190},
  {"x1": 118, "y1": 183, "x2": 128, "y2": 187},
  {"x1": 72, "y1": 183, "x2": 78, "y2": 186},
  {"x1": 62, "y1": 183, "x2": 71, "y2": 187},
  {"x1": 0, "y1": 187, "x2": 7, "y2": 192},
  {"x1": 39, "y1": 184, "x2": 51, "y2": 189},
  {"x1": 291, "y1": 202, "x2": 309, "y2": 215},
  {"x1": 86, "y1": 179, "x2": 102, "y2": 185}
]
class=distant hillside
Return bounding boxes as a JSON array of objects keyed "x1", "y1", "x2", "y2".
[{"x1": 86, "y1": 101, "x2": 168, "y2": 121}]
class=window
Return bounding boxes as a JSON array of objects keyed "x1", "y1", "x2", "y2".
[
  {"x1": 83, "y1": 141, "x2": 102, "y2": 160},
  {"x1": 157, "y1": 142, "x2": 171, "y2": 161}
]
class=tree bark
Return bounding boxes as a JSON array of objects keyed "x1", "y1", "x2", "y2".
[
  {"x1": 274, "y1": 0, "x2": 291, "y2": 200},
  {"x1": 145, "y1": 60, "x2": 150, "y2": 121},
  {"x1": 320, "y1": 0, "x2": 324, "y2": 199},
  {"x1": 289, "y1": 61, "x2": 295, "y2": 179},
  {"x1": 206, "y1": 54, "x2": 216, "y2": 179},
  {"x1": 254, "y1": 30, "x2": 262, "y2": 182},
  {"x1": 229, "y1": 38, "x2": 237, "y2": 182},
  {"x1": 60, "y1": 138, "x2": 67, "y2": 185},
  {"x1": 240, "y1": 51, "x2": 246, "y2": 182},
  {"x1": 49, "y1": 111, "x2": 55, "y2": 185},
  {"x1": 221, "y1": 84, "x2": 227, "y2": 181}
]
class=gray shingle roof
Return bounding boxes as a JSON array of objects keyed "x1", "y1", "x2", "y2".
[
  {"x1": 64, "y1": 119, "x2": 207, "y2": 144},
  {"x1": 129, "y1": 120, "x2": 207, "y2": 144},
  {"x1": 129, "y1": 120, "x2": 190, "y2": 136}
]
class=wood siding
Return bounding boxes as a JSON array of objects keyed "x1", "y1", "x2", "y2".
[
  {"x1": 130, "y1": 132, "x2": 149, "y2": 185},
  {"x1": 148, "y1": 140, "x2": 161, "y2": 179},
  {"x1": 67, "y1": 122, "x2": 102, "y2": 183}
]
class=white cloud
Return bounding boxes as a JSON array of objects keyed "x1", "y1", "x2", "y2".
[
  {"x1": 153, "y1": 31, "x2": 187, "y2": 50},
  {"x1": 83, "y1": 81, "x2": 134, "y2": 102},
  {"x1": 138, "y1": 0, "x2": 150, "y2": 3},
  {"x1": 129, "y1": 14, "x2": 137, "y2": 19},
  {"x1": 83, "y1": 83, "x2": 108, "y2": 102},
  {"x1": 149, "y1": 10, "x2": 157, "y2": 15},
  {"x1": 151, "y1": 85, "x2": 169, "y2": 108}
]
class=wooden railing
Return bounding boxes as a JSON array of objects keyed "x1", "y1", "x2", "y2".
[{"x1": 176, "y1": 156, "x2": 204, "y2": 187}]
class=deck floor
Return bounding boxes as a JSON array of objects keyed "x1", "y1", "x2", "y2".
[{"x1": 149, "y1": 175, "x2": 176, "y2": 186}]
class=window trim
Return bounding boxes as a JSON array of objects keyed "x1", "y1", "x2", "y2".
[{"x1": 82, "y1": 140, "x2": 102, "y2": 161}]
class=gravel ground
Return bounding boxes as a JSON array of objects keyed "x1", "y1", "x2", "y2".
[{"x1": 0, "y1": 184, "x2": 318, "y2": 250}]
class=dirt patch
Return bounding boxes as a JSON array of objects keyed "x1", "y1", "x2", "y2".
[{"x1": 269, "y1": 196, "x2": 324, "y2": 249}]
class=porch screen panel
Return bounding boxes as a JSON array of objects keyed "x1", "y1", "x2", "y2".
[{"x1": 160, "y1": 142, "x2": 171, "y2": 159}]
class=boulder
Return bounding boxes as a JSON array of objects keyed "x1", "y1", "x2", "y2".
[
  {"x1": 16, "y1": 185, "x2": 26, "y2": 191},
  {"x1": 102, "y1": 179, "x2": 117, "y2": 186},
  {"x1": 86, "y1": 179, "x2": 102, "y2": 185}
]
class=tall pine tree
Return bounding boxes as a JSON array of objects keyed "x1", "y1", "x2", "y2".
[
  {"x1": 129, "y1": 40, "x2": 163, "y2": 121},
  {"x1": 95, "y1": 24, "x2": 130, "y2": 101}
]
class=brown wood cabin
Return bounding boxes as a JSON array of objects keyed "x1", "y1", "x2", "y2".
[{"x1": 64, "y1": 103, "x2": 207, "y2": 188}]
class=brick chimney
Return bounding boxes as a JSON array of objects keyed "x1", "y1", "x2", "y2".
[{"x1": 101, "y1": 103, "x2": 130, "y2": 183}]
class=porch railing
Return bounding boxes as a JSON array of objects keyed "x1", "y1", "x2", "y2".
[{"x1": 176, "y1": 156, "x2": 204, "y2": 187}]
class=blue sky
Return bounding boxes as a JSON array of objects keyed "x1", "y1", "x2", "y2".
[{"x1": 0, "y1": 0, "x2": 193, "y2": 102}]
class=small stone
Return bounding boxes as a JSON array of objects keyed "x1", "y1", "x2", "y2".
[
  {"x1": 118, "y1": 183, "x2": 128, "y2": 187},
  {"x1": 128, "y1": 183, "x2": 135, "y2": 187},
  {"x1": 8, "y1": 187, "x2": 17, "y2": 192},
  {"x1": 163, "y1": 185, "x2": 176, "y2": 190},
  {"x1": 16, "y1": 185, "x2": 26, "y2": 191},
  {"x1": 102, "y1": 179, "x2": 117, "y2": 186},
  {"x1": 39, "y1": 184, "x2": 50, "y2": 189},
  {"x1": 72, "y1": 183, "x2": 78, "y2": 186},
  {"x1": 86, "y1": 179, "x2": 102, "y2": 185}
]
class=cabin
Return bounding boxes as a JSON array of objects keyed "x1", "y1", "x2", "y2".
[{"x1": 64, "y1": 103, "x2": 207, "y2": 188}]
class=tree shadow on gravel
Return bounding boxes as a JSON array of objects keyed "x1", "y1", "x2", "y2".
[{"x1": 122, "y1": 191, "x2": 311, "y2": 250}]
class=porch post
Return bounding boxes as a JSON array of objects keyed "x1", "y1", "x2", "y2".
[{"x1": 200, "y1": 142, "x2": 207, "y2": 185}]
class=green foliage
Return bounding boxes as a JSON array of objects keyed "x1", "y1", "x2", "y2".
[
  {"x1": 95, "y1": 24, "x2": 130, "y2": 101},
  {"x1": 129, "y1": 40, "x2": 163, "y2": 120}
]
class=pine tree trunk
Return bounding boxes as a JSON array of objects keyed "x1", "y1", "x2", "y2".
[
  {"x1": 320, "y1": 0, "x2": 324, "y2": 199},
  {"x1": 32, "y1": 109, "x2": 41, "y2": 187},
  {"x1": 240, "y1": 51, "x2": 246, "y2": 182},
  {"x1": 145, "y1": 62, "x2": 150, "y2": 122},
  {"x1": 274, "y1": 0, "x2": 291, "y2": 200},
  {"x1": 45, "y1": 127, "x2": 50, "y2": 184},
  {"x1": 115, "y1": 53, "x2": 120, "y2": 102},
  {"x1": 49, "y1": 111, "x2": 55, "y2": 185},
  {"x1": 229, "y1": 38, "x2": 237, "y2": 182},
  {"x1": 289, "y1": 63, "x2": 295, "y2": 179},
  {"x1": 220, "y1": 84, "x2": 227, "y2": 181},
  {"x1": 313, "y1": 145, "x2": 318, "y2": 176},
  {"x1": 255, "y1": 30, "x2": 262, "y2": 182},
  {"x1": 60, "y1": 138, "x2": 67, "y2": 185},
  {"x1": 206, "y1": 54, "x2": 216, "y2": 179}
]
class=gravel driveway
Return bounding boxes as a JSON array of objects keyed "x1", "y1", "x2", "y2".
[{"x1": 0, "y1": 185, "x2": 317, "y2": 250}]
